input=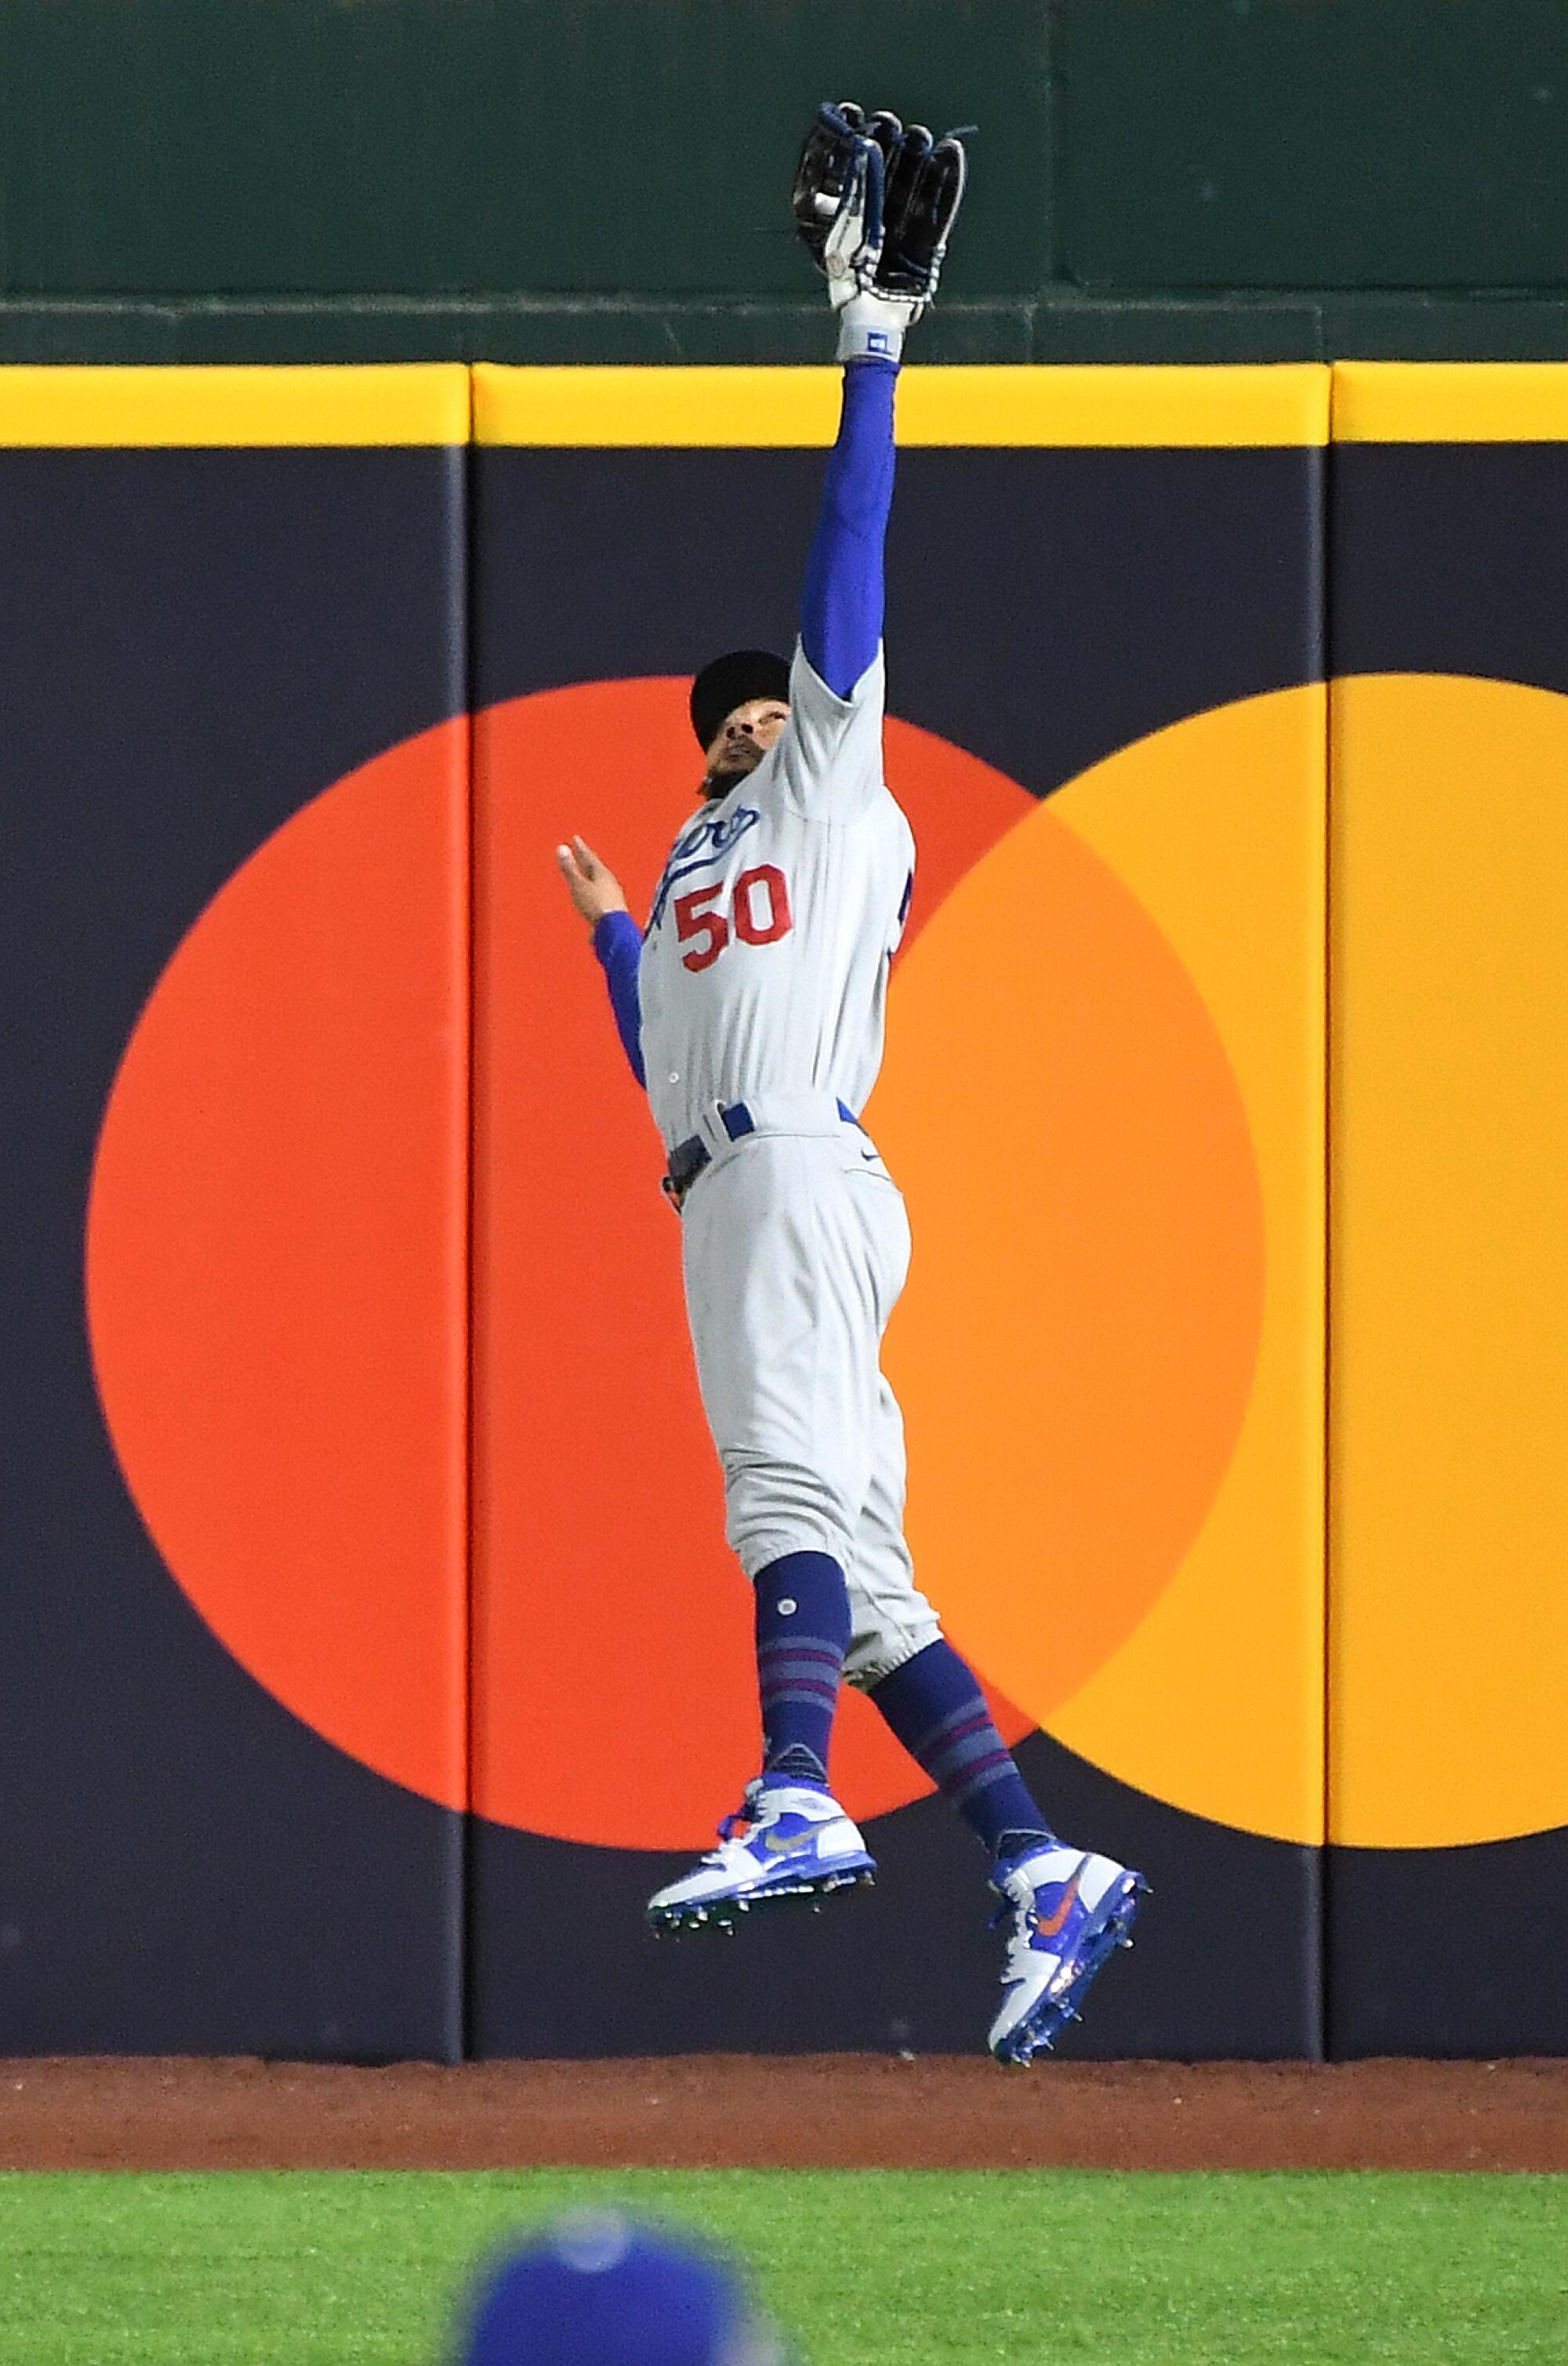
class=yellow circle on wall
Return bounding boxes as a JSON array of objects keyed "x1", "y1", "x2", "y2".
[
  {"x1": 877, "y1": 673, "x2": 1568, "y2": 1851},
  {"x1": 1329, "y1": 673, "x2": 1568, "y2": 1848},
  {"x1": 874, "y1": 686, "x2": 1327, "y2": 1845}
]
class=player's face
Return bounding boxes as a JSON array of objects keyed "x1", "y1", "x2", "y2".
[{"x1": 702, "y1": 698, "x2": 790, "y2": 799}]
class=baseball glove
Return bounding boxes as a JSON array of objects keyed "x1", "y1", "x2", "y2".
[{"x1": 792, "y1": 100, "x2": 968, "y2": 361}]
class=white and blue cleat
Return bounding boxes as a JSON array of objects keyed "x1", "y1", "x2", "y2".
[
  {"x1": 646, "y1": 1780, "x2": 877, "y2": 1936},
  {"x1": 986, "y1": 1844, "x2": 1146, "y2": 2066}
]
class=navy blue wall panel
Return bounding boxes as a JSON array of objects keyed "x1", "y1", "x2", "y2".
[
  {"x1": 1327, "y1": 419, "x2": 1568, "y2": 2059},
  {"x1": 468, "y1": 425, "x2": 1324, "y2": 2059},
  {"x1": 0, "y1": 433, "x2": 467, "y2": 2058}
]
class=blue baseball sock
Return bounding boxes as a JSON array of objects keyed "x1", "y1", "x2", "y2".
[
  {"x1": 871, "y1": 1638, "x2": 1056, "y2": 1861},
  {"x1": 753, "y1": 1551, "x2": 852, "y2": 1791}
]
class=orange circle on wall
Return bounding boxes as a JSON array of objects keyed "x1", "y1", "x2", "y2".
[
  {"x1": 86, "y1": 716, "x2": 473, "y2": 1814},
  {"x1": 86, "y1": 682, "x2": 1262, "y2": 1849},
  {"x1": 876, "y1": 795, "x2": 1267, "y2": 1723}
]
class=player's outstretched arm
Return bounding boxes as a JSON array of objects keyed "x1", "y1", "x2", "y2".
[
  {"x1": 555, "y1": 836, "x2": 646, "y2": 1089},
  {"x1": 783, "y1": 104, "x2": 967, "y2": 813},
  {"x1": 800, "y1": 356, "x2": 897, "y2": 702}
]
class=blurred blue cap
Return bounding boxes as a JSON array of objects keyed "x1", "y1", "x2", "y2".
[{"x1": 456, "y1": 2209, "x2": 789, "y2": 2366}]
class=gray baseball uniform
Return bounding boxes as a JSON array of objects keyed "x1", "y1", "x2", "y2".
[{"x1": 640, "y1": 644, "x2": 941, "y2": 1685}]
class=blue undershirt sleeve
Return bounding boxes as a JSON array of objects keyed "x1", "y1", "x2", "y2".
[
  {"x1": 592, "y1": 909, "x2": 647, "y2": 1089},
  {"x1": 800, "y1": 357, "x2": 898, "y2": 699}
]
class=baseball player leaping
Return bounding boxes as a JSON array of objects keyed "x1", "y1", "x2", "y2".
[{"x1": 555, "y1": 104, "x2": 1145, "y2": 2065}]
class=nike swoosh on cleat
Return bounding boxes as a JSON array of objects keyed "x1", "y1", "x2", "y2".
[
  {"x1": 762, "y1": 1827, "x2": 808, "y2": 1853},
  {"x1": 1034, "y1": 1873, "x2": 1081, "y2": 1940}
]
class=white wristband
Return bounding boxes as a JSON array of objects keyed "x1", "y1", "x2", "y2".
[{"x1": 834, "y1": 299, "x2": 906, "y2": 365}]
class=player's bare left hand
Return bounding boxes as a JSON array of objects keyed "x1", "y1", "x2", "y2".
[{"x1": 554, "y1": 836, "x2": 628, "y2": 928}]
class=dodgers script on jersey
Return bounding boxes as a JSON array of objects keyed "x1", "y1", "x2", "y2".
[{"x1": 639, "y1": 644, "x2": 914, "y2": 1152}]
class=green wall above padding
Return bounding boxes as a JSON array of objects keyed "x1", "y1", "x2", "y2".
[{"x1": 3, "y1": 5, "x2": 1568, "y2": 370}]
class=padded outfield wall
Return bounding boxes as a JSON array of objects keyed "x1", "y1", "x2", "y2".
[{"x1": 1, "y1": 361, "x2": 1563, "y2": 2061}]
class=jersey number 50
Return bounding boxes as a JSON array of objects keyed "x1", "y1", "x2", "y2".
[{"x1": 674, "y1": 865, "x2": 793, "y2": 974}]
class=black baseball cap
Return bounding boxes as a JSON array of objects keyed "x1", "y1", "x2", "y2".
[{"x1": 689, "y1": 649, "x2": 792, "y2": 753}]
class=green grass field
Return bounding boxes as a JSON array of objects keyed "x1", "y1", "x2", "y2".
[{"x1": 1, "y1": 2168, "x2": 1563, "y2": 2364}]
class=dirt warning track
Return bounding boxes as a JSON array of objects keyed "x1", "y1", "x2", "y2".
[{"x1": 2, "y1": 2056, "x2": 1564, "y2": 2174}]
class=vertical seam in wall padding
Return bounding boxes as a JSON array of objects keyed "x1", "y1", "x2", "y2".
[
  {"x1": 1318, "y1": 370, "x2": 1340, "y2": 2064},
  {"x1": 460, "y1": 367, "x2": 478, "y2": 2062}
]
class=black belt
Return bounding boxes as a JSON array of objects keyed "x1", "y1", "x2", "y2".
[{"x1": 662, "y1": 1099, "x2": 858, "y2": 1210}]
